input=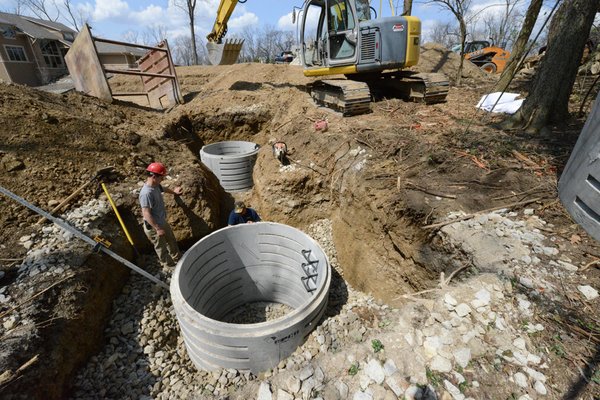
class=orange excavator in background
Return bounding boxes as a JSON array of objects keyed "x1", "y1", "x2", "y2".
[
  {"x1": 453, "y1": 40, "x2": 511, "y2": 74},
  {"x1": 205, "y1": 0, "x2": 449, "y2": 116}
]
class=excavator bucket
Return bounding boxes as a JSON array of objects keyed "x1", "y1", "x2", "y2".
[{"x1": 207, "y1": 39, "x2": 244, "y2": 65}]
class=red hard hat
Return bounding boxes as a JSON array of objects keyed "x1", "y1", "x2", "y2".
[{"x1": 146, "y1": 162, "x2": 167, "y2": 176}]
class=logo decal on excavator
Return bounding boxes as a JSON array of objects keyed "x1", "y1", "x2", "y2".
[{"x1": 393, "y1": 24, "x2": 404, "y2": 32}]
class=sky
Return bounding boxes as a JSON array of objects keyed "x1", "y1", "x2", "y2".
[{"x1": 0, "y1": 0, "x2": 553, "y2": 45}]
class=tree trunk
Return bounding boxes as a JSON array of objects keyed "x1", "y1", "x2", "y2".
[
  {"x1": 187, "y1": 0, "x2": 198, "y2": 65},
  {"x1": 504, "y1": 0, "x2": 598, "y2": 132},
  {"x1": 189, "y1": 14, "x2": 198, "y2": 65},
  {"x1": 456, "y1": 18, "x2": 467, "y2": 86},
  {"x1": 495, "y1": 0, "x2": 542, "y2": 92},
  {"x1": 403, "y1": 0, "x2": 412, "y2": 15}
]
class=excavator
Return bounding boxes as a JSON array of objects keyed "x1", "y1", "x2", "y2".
[{"x1": 206, "y1": 0, "x2": 449, "y2": 116}]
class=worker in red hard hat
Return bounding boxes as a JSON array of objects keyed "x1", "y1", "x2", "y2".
[{"x1": 139, "y1": 162, "x2": 182, "y2": 269}]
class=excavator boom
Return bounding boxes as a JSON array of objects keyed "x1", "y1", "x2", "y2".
[{"x1": 206, "y1": 0, "x2": 244, "y2": 65}]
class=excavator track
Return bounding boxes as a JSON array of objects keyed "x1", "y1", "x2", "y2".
[
  {"x1": 396, "y1": 72, "x2": 449, "y2": 104},
  {"x1": 309, "y1": 79, "x2": 372, "y2": 116},
  {"x1": 364, "y1": 71, "x2": 449, "y2": 104}
]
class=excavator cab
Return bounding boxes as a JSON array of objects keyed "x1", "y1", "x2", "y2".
[
  {"x1": 300, "y1": 0, "x2": 420, "y2": 76},
  {"x1": 300, "y1": 0, "x2": 358, "y2": 68}
]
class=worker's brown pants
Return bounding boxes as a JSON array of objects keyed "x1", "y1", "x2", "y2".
[{"x1": 143, "y1": 223, "x2": 181, "y2": 268}]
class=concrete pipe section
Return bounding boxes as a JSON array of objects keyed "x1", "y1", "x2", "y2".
[
  {"x1": 559, "y1": 96, "x2": 600, "y2": 241},
  {"x1": 170, "y1": 222, "x2": 331, "y2": 373},
  {"x1": 200, "y1": 141, "x2": 260, "y2": 192}
]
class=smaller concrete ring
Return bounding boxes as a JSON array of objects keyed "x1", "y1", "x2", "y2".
[{"x1": 200, "y1": 141, "x2": 260, "y2": 192}]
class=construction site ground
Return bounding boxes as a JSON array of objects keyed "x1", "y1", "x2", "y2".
[{"x1": 0, "y1": 45, "x2": 599, "y2": 399}]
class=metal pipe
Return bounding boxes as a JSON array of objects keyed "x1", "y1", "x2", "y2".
[
  {"x1": 91, "y1": 36, "x2": 167, "y2": 52},
  {"x1": 0, "y1": 185, "x2": 169, "y2": 290},
  {"x1": 103, "y1": 68, "x2": 176, "y2": 79}
]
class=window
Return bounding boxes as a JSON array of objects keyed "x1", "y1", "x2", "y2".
[
  {"x1": 328, "y1": 0, "x2": 355, "y2": 32},
  {"x1": 4, "y1": 45, "x2": 28, "y2": 62},
  {"x1": 40, "y1": 40, "x2": 63, "y2": 68},
  {"x1": 63, "y1": 32, "x2": 74, "y2": 42},
  {"x1": 327, "y1": 0, "x2": 356, "y2": 60},
  {"x1": 355, "y1": 0, "x2": 371, "y2": 21},
  {"x1": 0, "y1": 26, "x2": 16, "y2": 39}
]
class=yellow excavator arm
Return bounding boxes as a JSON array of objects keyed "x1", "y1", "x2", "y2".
[
  {"x1": 206, "y1": 0, "x2": 240, "y2": 44},
  {"x1": 206, "y1": 0, "x2": 245, "y2": 65}
]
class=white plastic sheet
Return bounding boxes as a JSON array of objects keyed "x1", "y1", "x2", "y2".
[{"x1": 476, "y1": 92, "x2": 524, "y2": 114}]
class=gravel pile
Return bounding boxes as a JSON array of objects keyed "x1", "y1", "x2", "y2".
[
  {"x1": 70, "y1": 219, "x2": 392, "y2": 399},
  {"x1": 223, "y1": 302, "x2": 294, "y2": 324},
  {"x1": 4, "y1": 205, "x2": 595, "y2": 399},
  {"x1": 1, "y1": 198, "x2": 110, "y2": 339}
]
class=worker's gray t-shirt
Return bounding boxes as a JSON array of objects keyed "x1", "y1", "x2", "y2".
[{"x1": 139, "y1": 184, "x2": 166, "y2": 226}]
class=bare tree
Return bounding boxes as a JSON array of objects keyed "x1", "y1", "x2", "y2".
[
  {"x1": 3, "y1": 0, "x2": 25, "y2": 15},
  {"x1": 392, "y1": 0, "x2": 412, "y2": 15},
  {"x1": 257, "y1": 24, "x2": 283, "y2": 62},
  {"x1": 143, "y1": 25, "x2": 168, "y2": 46},
  {"x1": 503, "y1": 0, "x2": 598, "y2": 133},
  {"x1": 22, "y1": 0, "x2": 60, "y2": 21},
  {"x1": 495, "y1": 0, "x2": 543, "y2": 92},
  {"x1": 590, "y1": 17, "x2": 600, "y2": 47},
  {"x1": 479, "y1": 0, "x2": 523, "y2": 48},
  {"x1": 426, "y1": 0, "x2": 472, "y2": 84},
  {"x1": 240, "y1": 26, "x2": 259, "y2": 62},
  {"x1": 172, "y1": 35, "x2": 207, "y2": 65},
  {"x1": 173, "y1": 35, "x2": 195, "y2": 66},
  {"x1": 173, "y1": 0, "x2": 198, "y2": 65},
  {"x1": 62, "y1": 0, "x2": 88, "y2": 31},
  {"x1": 121, "y1": 30, "x2": 141, "y2": 44},
  {"x1": 280, "y1": 31, "x2": 295, "y2": 52},
  {"x1": 427, "y1": 21, "x2": 458, "y2": 48},
  {"x1": 252, "y1": 25, "x2": 296, "y2": 62}
]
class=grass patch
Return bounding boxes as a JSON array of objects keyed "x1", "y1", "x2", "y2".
[
  {"x1": 371, "y1": 339, "x2": 384, "y2": 353},
  {"x1": 425, "y1": 367, "x2": 442, "y2": 387},
  {"x1": 348, "y1": 362, "x2": 359, "y2": 376}
]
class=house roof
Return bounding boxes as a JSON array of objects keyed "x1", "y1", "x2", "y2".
[
  {"x1": 0, "y1": 13, "x2": 148, "y2": 58},
  {"x1": 94, "y1": 42, "x2": 147, "y2": 57},
  {"x1": 21, "y1": 15, "x2": 74, "y2": 33},
  {"x1": 0, "y1": 12, "x2": 75, "y2": 42}
]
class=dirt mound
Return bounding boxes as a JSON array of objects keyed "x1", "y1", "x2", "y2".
[{"x1": 418, "y1": 42, "x2": 491, "y2": 82}]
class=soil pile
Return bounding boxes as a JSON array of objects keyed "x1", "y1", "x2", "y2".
[{"x1": 417, "y1": 43, "x2": 491, "y2": 82}]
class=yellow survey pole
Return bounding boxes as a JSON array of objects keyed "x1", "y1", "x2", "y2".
[{"x1": 101, "y1": 183, "x2": 136, "y2": 248}]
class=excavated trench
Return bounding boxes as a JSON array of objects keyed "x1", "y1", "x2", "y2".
[
  {"x1": 160, "y1": 111, "x2": 443, "y2": 303},
  {"x1": 5, "y1": 108, "x2": 454, "y2": 399},
  {"x1": 159, "y1": 111, "x2": 448, "y2": 375}
]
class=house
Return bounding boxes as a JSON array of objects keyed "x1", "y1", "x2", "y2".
[
  {"x1": 0, "y1": 12, "x2": 76, "y2": 86},
  {"x1": 0, "y1": 12, "x2": 146, "y2": 87},
  {"x1": 94, "y1": 42, "x2": 146, "y2": 70}
]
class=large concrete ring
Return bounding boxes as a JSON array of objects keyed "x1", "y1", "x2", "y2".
[
  {"x1": 200, "y1": 141, "x2": 260, "y2": 192},
  {"x1": 170, "y1": 222, "x2": 331, "y2": 373}
]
